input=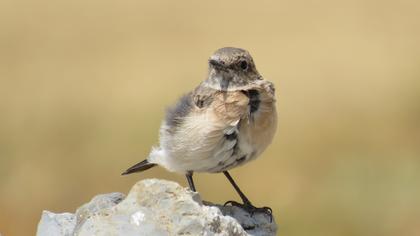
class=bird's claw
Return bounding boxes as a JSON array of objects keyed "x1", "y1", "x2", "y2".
[{"x1": 223, "y1": 200, "x2": 273, "y2": 222}]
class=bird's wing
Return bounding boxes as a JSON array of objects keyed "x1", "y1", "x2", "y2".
[{"x1": 252, "y1": 80, "x2": 276, "y2": 103}]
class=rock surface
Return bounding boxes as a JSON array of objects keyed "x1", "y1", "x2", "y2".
[{"x1": 37, "y1": 179, "x2": 277, "y2": 236}]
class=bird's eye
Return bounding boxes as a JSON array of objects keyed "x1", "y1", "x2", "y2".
[{"x1": 239, "y1": 60, "x2": 248, "y2": 70}]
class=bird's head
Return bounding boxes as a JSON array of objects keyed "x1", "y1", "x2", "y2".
[{"x1": 206, "y1": 47, "x2": 262, "y2": 91}]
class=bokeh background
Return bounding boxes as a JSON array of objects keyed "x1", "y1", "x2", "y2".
[{"x1": 1, "y1": 0, "x2": 420, "y2": 235}]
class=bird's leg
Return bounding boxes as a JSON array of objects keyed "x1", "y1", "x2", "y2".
[
  {"x1": 223, "y1": 171, "x2": 273, "y2": 221},
  {"x1": 186, "y1": 171, "x2": 196, "y2": 192},
  {"x1": 223, "y1": 171, "x2": 252, "y2": 205}
]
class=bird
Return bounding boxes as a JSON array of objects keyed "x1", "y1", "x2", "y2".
[{"x1": 122, "y1": 47, "x2": 277, "y2": 217}]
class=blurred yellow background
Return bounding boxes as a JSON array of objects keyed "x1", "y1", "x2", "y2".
[{"x1": 1, "y1": 0, "x2": 420, "y2": 235}]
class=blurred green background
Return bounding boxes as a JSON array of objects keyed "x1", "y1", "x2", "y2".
[{"x1": 1, "y1": 0, "x2": 420, "y2": 235}]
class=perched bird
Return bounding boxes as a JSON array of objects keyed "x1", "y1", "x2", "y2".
[{"x1": 123, "y1": 47, "x2": 277, "y2": 216}]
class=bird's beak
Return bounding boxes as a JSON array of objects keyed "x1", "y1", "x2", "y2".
[{"x1": 220, "y1": 77, "x2": 230, "y2": 91}]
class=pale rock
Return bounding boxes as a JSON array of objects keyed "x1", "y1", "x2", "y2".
[{"x1": 37, "y1": 179, "x2": 277, "y2": 236}]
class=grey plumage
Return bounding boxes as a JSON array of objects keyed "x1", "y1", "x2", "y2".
[{"x1": 165, "y1": 93, "x2": 194, "y2": 132}]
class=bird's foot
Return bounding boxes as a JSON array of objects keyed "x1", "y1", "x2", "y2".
[{"x1": 224, "y1": 200, "x2": 273, "y2": 222}]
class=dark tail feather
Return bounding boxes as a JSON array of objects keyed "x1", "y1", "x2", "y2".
[{"x1": 121, "y1": 159, "x2": 157, "y2": 175}]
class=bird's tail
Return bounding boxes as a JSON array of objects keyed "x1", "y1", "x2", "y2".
[{"x1": 121, "y1": 159, "x2": 157, "y2": 175}]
